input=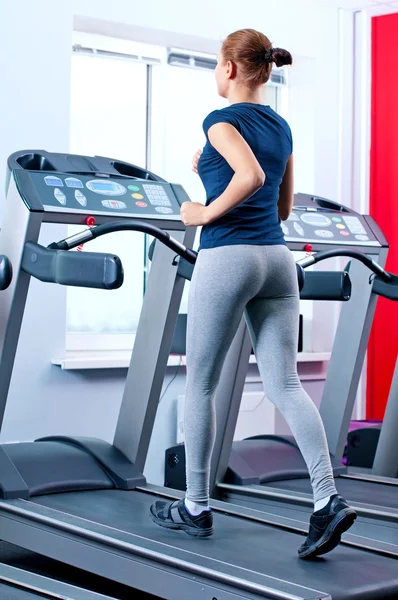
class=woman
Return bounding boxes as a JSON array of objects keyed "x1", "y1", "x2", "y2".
[{"x1": 150, "y1": 28, "x2": 356, "y2": 559}]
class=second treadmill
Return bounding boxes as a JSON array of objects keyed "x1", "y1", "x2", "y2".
[{"x1": 205, "y1": 194, "x2": 398, "y2": 552}]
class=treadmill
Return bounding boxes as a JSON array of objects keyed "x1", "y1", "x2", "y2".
[
  {"x1": 190, "y1": 194, "x2": 398, "y2": 550},
  {"x1": 0, "y1": 152, "x2": 397, "y2": 600}
]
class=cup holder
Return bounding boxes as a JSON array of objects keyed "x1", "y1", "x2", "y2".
[
  {"x1": 312, "y1": 197, "x2": 349, "y2": 213},
  {"x1": 16, "y1": 154, "x2": 56, "y2": 171},
  {"x1": 111, "y1": 161, "x2": 163, "y2": 181}
]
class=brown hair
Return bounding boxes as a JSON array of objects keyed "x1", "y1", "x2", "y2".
[{"x1": 221, "y1": 28, "x2": 292, "y2": 88}]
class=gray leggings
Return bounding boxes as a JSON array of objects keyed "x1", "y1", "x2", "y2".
[{"x1": 184, "y1": 244, "x2": 337, "y2": 505}]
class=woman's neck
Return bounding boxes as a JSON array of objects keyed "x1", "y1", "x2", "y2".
[{"x1": 227, "y1": 86, "x2": 262, "y2": 105}]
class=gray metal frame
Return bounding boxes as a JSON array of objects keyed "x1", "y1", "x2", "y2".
[
  {"x1": 0, "y1": 178, "x2": 43, "y2": 430},
  {"x1": 372, "y1": 355, "x2": 398, "y2": 477},
  {"x1": 319, "y1": 252, "x2": 387, "y2": 460},
  {"x1": 210, "y1": 319, "x2": 252, "y2": 493},
  {"x1": 113, "y1": 226, "x2": 196, "y2": 469}
]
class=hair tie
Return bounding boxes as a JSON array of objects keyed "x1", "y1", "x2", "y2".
[{"x1": 264, "y1": 48, "x2": 274, "y2": 63}]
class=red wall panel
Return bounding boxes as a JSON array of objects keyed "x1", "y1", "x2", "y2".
[{"x1": 368, "y1": 13, "x2": 398, "y2": 419}]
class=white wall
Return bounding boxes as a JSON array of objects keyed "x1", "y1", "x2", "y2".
[
  {"x1": 0, "y1": 0, "x2": 343, "y2": 480},
  {"x1": 0, "y1": 1, "x2": 72, "y2": 202}
]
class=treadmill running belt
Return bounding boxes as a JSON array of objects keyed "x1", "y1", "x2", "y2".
[
  {"x1": 32, "y1": 489, "x2": 398, "y2": 600},
  {"x1": 222, "y1": 493, "x2": 398, "y2": 547},
  {"x1": 263, "y1": 478, "x2": 398, "y2": 510}
]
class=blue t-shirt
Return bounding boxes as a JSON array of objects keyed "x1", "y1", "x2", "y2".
[{"x1": 197, "y1": 103, "x2": 292, "y2": 250}]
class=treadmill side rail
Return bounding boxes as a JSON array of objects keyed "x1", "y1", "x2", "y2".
[{"x1": 0, "y1": 563, "x2": 119, "y2": 600}]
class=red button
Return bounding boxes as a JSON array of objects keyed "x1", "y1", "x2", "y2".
[
  {"x1": 85, "y1": 216, "x2": 96, "y2": 227},
  {"x1": 340, "y1": 230, "x2": 350, "y2": 236},
  {"x1": 304, "y1": 244, "x2": 313, "y2": 253},
  {"x1": 136, "y1": 201, "x2": 147, "y2": 208}
]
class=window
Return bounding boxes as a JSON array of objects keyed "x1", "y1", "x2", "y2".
[{"x1": 68, "y1": 33, "x2": 287, "y2": 351}]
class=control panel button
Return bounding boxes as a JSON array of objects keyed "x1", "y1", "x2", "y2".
[
  {"x1": 101, "y1": 200, "x2": 127, "y2": 209},
  {"x1": 155, "y1": 207, "x2": 173, "y2": 214},
  {"x1": 45, "y1": 176, "x2": 63, "y2": 187},
  {"x1": 75, "y1": 190, "x2": 87, "y2": 207},
  {"x1": 132, "y1": 193, "x2": 144, "y2": 200},
  {"x1": 54, "y1": 188, "x2": 66, "y2": 205},
  {"x1": 281, "y1": 223, "x2": 289, "y2": 236},
  {"x1": 143, "y1": 183, "x2": 172, "y2": 207},
  {"x1": 332, "y1": 217, "x2": 342, "y2": 223},
  {"x1": 336, "y1": 224, "x2": 346, "y2": 229},
  {"x1": 340, "y1": 230, "x2": 350, "y2": 236},
  {"x1": 135, "y1": 201, "x2": 147, "y2": 208},
  {"x1": 314, "y1": 229, "x2": 334, "y2": 238},
  {"x1": 65, "y1": 177, "x2": 84, "y2": 188},
  {"x1": 287, "y1": 212, "x2": 299, "y2": 221},
  {"x1": 342, "y1": 216, "x2": 367, "y2": 234},
  {"x1": 355, "y1": 234, "x2": 369, "y2": 241},
  {"x1": 128, "y1": 185, "x2": 140, "y2": 192},
  {"x1": 294, "y1": 222, "x2": 305, "y2": 236}
]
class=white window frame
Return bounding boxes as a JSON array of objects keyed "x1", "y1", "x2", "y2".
[
  {"x1": 346, "y1": 5, "x2": 398, "y2": 217},
  {"x1": 67, "y1": 31, "x2": 288, "y2": 356},
  {"x1": 338, "y1": 5, "x2": 397, "y2": 419}
]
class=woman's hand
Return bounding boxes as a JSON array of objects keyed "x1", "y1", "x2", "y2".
[
  {"x1": 180, "y1": 202, "x2": 210, "y2": 226},
  {"x1": 192, "y1": 149, "x2": 202, "y2": 174}
]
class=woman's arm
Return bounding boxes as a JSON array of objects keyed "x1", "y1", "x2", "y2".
[
  {"x1": 204, "y1": 122, "x2": 265, "y2": 224},
  {"x1": 278, "y1": 154, "x2": 294, "y2": 221}
]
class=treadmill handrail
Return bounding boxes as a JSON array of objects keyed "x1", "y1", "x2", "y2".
[
  {"x1": 298, "y1": 249, "x2": 392, "y2": 282},
  {"x1": 49, "y1": 220, "x2": 198, "y2": 265}
]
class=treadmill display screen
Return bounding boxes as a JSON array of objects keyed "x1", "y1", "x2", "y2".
[
  {"x1": 92, "y1": 183, "x2": 116, "y2": 191},
  {"x1": 86, "y1": 180, "x2": 127, "y2": 196},
  {"x1": 300, "y1": 213, "x2": 331, "y2": 227}
]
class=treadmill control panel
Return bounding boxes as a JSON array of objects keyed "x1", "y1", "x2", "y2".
[
  {"x1": 283, "y1": 208, "x2": 381, "y2": 247},
  {"x1": 27, "y1": 173, "x2": 182, "y2": 220}
]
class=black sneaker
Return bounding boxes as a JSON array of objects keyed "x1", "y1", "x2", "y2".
[
  {"x1": 150, "y1": 498, "x2": 214, "y2": 537},
  {"x1": 298, "y1": 494, "x2": 357, "y2": 559}
]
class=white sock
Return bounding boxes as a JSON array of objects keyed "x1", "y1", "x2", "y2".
[
  {"x1": 315, "y1": 495, "x2": 332, "y2": 513},
  {"x1": 184, "y1": 498, "x2": 210, "y2": 515}
]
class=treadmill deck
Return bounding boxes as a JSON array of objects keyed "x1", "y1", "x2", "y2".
[{"x1": 0, "y1": 489, "x2": 396, "y2": 600}]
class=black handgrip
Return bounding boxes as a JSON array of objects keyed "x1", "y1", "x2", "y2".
[
  {"x1": 296, "y1": 263, "x2": 305, "y2": 291},
  {"x1": 298, "y1": 249, "x2": 391, "y2": 282},
  {"x1": 22, "y1": 242, "x2": 124, "y2": 290},
  {"x1": 300, "y1": 271, "x2": 351, "y2": 301},
  {"x1": 50, "y1": 221, "x2": 198, "y2": 265},
  {"x1": 373, "y1": 273, "x2": 398, "y2": 301}
]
